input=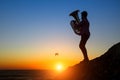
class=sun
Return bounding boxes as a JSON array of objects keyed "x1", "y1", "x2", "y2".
[{"x1": 56, "y1": 63, "x2": 63, "y2": 72}]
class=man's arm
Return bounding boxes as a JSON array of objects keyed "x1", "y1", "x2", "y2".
[{"x1": 74, "y1": 30, "x2": 81, "y2": 35}]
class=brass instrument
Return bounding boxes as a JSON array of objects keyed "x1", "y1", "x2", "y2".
[
  {"x1": 69, "y1": 10, "x2": 80, "y2": 24},
  {"x1": 69, "y1": 10, "x2": 81, "y2": 34}
]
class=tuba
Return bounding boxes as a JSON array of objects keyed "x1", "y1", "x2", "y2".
[
  {"x1": 69, "y1": 10, "x2": 80, "y2": 24},
  {"x1": 69, "y1": 10, "x2": 81, "y2": 34}
]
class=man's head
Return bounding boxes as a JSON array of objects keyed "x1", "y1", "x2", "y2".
[{"x1": 81, "y1": 11, "x2": 88, "y2": 17}]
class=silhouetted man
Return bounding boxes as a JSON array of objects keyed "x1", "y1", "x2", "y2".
[{"x1": 70, "y1": 11, "x2": 90, "y2": 62}]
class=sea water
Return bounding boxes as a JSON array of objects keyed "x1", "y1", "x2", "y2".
[{"x1": 0, "y1": 70, "x2": 57, "y2": 80}]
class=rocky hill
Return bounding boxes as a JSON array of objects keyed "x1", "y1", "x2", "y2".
[{"x1": 55, "y1": 42, "x2": 120, "y2": 80}]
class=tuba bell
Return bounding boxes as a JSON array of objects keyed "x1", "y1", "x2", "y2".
[{"x1": 69, "y1": 10, "x2": 80, "y2": 24}]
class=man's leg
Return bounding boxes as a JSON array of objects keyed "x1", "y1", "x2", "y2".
[{"x1": 79, "y1": 34, "x2": 89, "y2": 61}]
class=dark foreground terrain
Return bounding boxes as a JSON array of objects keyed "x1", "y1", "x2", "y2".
[{"x1": 56, "y1": 42, "x2": 120, "y2": 80}]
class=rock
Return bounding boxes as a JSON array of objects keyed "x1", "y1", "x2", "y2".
[{"x1": 55, "y1": 42, "x2": 120, "y2": 80}]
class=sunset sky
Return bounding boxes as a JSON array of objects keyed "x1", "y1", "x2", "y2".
[{"x1": 0, "y1": 0, "x2": 120, "y2": 70}]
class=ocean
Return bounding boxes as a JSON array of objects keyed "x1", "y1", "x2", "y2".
[{"x1": 0, "y1": 70, "x2": 57, "y2": 80}]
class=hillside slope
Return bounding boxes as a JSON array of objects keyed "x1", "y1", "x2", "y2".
[{"x1": 56, "y1": 42, "x2": 120, "y2": 80}]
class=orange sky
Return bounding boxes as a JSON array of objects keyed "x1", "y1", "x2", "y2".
[{"x1": 0, "y1": 57, "x2": 80, "y2": 70}]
